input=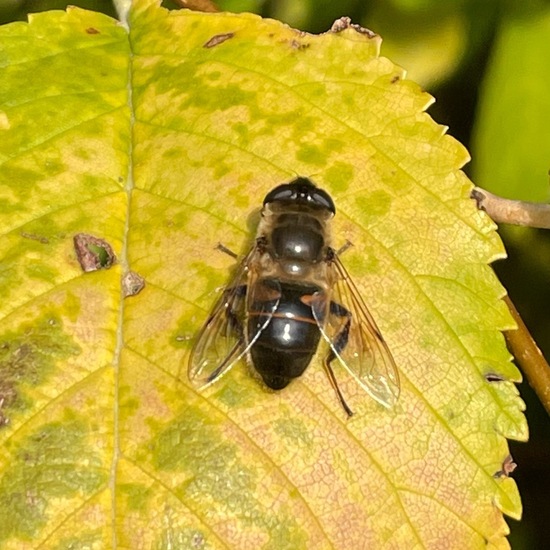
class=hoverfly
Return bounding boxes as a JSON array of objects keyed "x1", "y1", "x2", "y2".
[{"x1": 188, "y1": 177, "x2": 400, "y2": 416}]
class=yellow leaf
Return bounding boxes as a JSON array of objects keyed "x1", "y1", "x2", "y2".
[{"x1": 0, "y1": 1, "x2": 527, "y2": 548}]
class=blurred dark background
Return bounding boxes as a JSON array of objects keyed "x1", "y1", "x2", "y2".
[{"x1": 2, "y1": 1, "x2": 548, "y2": 547}]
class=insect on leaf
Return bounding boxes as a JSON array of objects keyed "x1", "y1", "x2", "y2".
[{"x1": 0, "y1": 1, "x2": 527, "y2": 548}]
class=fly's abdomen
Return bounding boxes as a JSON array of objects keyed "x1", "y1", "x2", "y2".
[{"x1": 248, "y1": 282, "x2": 322, "y2": 390}]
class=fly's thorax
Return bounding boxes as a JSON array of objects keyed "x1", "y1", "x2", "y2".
[
  {"x1": 256, "y1": 250, "x2": 316, "y2": 280},
  {"x1": 258, "y1": 203, "x2": 333, "y2": 266},
  {"x1": 279, "y1": 259, "x2": 312, "y2": 278}
]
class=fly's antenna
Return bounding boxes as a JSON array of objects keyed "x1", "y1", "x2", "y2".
[
  {"x1": 305, "y1": 170, "x2": 322, "y2": 180},
  {"x1": 288, "y1": 170, "x2": 322, "y2": 182}
]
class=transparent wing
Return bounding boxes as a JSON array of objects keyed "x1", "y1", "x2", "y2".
[
  {"x1": 187, "y1": 247, "x2": 279, "y2": 389},
  {"x1": 187, "y1": 251, "x2": 250, "y2": 389},
  {"x1": 311, "y1": 251, "x2": 400, "y2": 408}
]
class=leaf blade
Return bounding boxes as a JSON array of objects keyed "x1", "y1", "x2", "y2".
[{"x1": 0, "y1": 2, "x2": 527, "y2": 548}]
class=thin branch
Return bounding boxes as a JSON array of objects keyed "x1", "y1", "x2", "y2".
[
  {"x1": 471, "y1": 187, "x2": 550, "y2": 229},
  {"x1": 504, "y1": 296, "x2": 550, "y2": 415}
]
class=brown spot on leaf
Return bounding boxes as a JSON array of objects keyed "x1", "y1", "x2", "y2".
[
  {"x1": 20, "y1": 232, "x2": 49, "y2": 244},
  {"x1": 203, "y1": 32, "x2": 234, "y2": 49},
  {"x1": 290, "y1": 39, "x2": 310, "y2": 50},
  {"x1": 122, "y1": 271, "x2": 146, "y2": 297},
  {"x1": 74, "y1": 233, "x2": 116, "y2": 272},
  {"x1": 86, "y1": 27, "x2": 100, "y2": 34},
  {"x1": 192, "y1": 532, "x2": 205, "y2": 548},
  {"x1": 485, "y1": 372, "x2": 506, "y2": 382},
  {"x1": 391, "y1": 75, "x2": 400, "y2": 84}
]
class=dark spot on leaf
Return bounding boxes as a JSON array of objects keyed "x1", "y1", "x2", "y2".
[
  {"x1": 493, "y1": 454, "x2": 517, "y2": 478},
  {"x1": 0, "y1": 315, "x2": 80, "y2": 429},
  {"x1": 290, "y1": 39, "x2": 310, "y2": 50},
  {"x1": 391, "y1": 75, "x2": 400, "y2": 84},
  {"x1": 86, "y1": 27, "x2": 100, "y2": 34},
  {"x1": 329, "y1": 17, "x2": 377, "y2": 38},
  {"x1": 122, "y1": 271, "x2": 146, "y2": 297},
  {"x1": 20, "y1": 232, "x2": 49, "y2": 244},
  {"x1": 73, "y1": 233, "x2": 116, "y2": 272},
  {"x1": 192, "y1": 532, "x2": 205, "y2": 548},
  {"x1": 470, "y1": 188, "x2": 486, "y2": 211},
  {"x1": 203, "y1": 32, "x2": 234, "y2": 49},
  {"x1": 485, "y1": 372, "x2": 506, "y2": 382}
]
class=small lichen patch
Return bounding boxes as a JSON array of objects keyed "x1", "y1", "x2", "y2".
[
  {"x1": 122, "y1": 270, "x2": 146, "y2": 297},
  {"x1": 203, "y1": 32, "x2": 234, "y2": 48},
  {"x1": 329, "y1": 16, "x2": 377, "y2": 37}
]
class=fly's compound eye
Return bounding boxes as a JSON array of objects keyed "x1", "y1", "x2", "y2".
[
  {"x1": 309, "y1": 188, "x2": 335, "y2": 214},
  {"x1": 263, "y1": 184, "x2": 294, "y2": 205},
  {"x1": 263, "y1": 177, "x2": 336, "y2": 214}
]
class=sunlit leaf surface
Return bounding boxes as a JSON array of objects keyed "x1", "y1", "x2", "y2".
[{"x1": 0, "y1": 0, "x2": 527, "y2": 548}]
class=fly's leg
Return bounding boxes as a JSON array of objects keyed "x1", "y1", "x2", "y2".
[
  {"x1": 335, "y1": 240, "x2": 353, "y2": 256},
  {"x1": 323, "y1": 301, "x2": 354, "y2": 417},
  {"x1": 216, "y1": 242, "x2": 239, "y2": 259}
]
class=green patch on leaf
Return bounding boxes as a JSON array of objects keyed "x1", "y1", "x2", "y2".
[
  {"x1": 148, "y1": 404, "x2": 308, "y2": 547},
  {"x1": 0, "y1": 313, "x2": 80, "y2": 426},
  {"x1": 120, "y1": 482, "x2": 154, "y2": 512},
  {"x1": 0, "y1": 418, "x2": 106, "y2": 543},
  {"x1": 273, "y1": 414, "x2": 315, "y2": 450}
]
